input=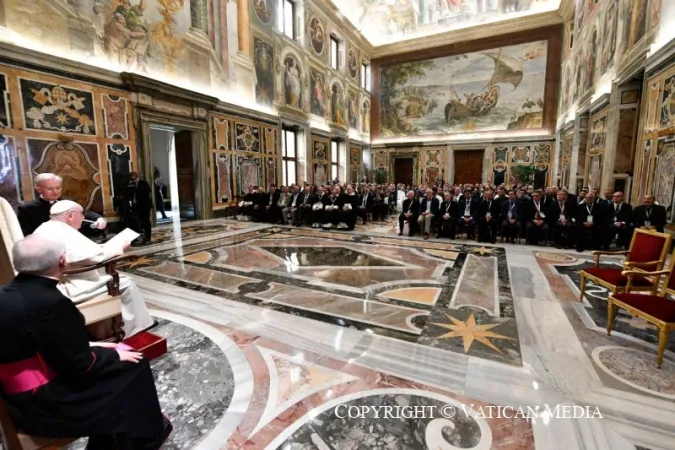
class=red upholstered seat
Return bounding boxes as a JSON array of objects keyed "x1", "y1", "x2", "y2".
[
  {"x1": 630, "y1": 233, "x2": 669, "y2": 269},
  {"x1": 584, "y1": 267, "x2": 654, "y2": 287},
  {"x1": 613, "y1": 293, "x2": 675, "y2": 322}
]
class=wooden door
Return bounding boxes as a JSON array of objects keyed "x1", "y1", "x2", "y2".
[
  {"x1": 173, "y1": 130, "x2": 196, "y2": 219},
  {"x1": 454, "y1": 150, "x2": 484, "y2": 185},
  {"x1": 394, "y1": 158, "x2": 413, "y2": 186}
]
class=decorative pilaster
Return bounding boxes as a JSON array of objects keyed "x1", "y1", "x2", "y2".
[
  {"x1": 190, "y1": 0, "x2": 209, "y2": 35},
  {"x1": 552, "y1": 130, "x2": 562, "y2": 185},
  {"x1": 238, "y1": 0, "x2": 251, "y2": 56},
  {"x1": 569, "y1": 115, "x2": 583, "y2": 193},
  {"x1": 601, "y1": 88, "x2": 622, "y2": 193}
]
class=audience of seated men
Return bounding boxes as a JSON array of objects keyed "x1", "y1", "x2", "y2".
[{"x1": 234, "y1": 182, "x2": 664, "y2": 251}]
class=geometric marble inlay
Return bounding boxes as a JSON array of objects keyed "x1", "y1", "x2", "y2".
[
  {"x1": 592, "y1": 346, "x2": 675, "y2": 400},
  {"x1": 261, "y1": 246, "x2": 403, "y2": 267},
  {"x1": 378, "y1": 287, "x2": 442, "y2": 305}
]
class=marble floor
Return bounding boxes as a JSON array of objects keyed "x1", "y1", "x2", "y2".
[{"x1": 85, "y1": 220, "x2": 675, "y2": 449}]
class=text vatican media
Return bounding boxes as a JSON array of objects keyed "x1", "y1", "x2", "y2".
[{"x1": 334, "y1": 404, "x2": 603, "y2": 420}]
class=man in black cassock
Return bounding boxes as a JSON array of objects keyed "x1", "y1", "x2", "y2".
[
  {"x1": 18, "y1": 173, "x2": 106, "y2": 237},
  {"x1": 0, "y1": 235, "x2": 171, "y2": 449},
  {"x1": 125, "y1": 172, "x2": 153, "y2": 244},
  {"x1": 477, "y1": 189, "x2": 500, "y2": 244}
]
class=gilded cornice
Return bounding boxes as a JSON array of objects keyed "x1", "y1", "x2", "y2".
[
  {"x1": 372, "y1": 11, "x2": 563, "y2": 58},
  {"x1": 310, "y1": 0, "x2": 373, "y2": 58}
]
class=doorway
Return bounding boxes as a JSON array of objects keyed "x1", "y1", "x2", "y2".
[
  {"x1": 149, "y1": 127, "x2": 196, "y2": 222},
  {"x1": 394, "y1": 158, "x2": 414, "y2": 186},
  {"x1": 454, "y1": 150, "x2": 484, "y2": 185}
]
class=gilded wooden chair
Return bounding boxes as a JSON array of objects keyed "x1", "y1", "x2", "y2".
[
  {"x1": 608, "y1": 253, "x2": 675, "y2": 368},
  {"x1": 579, "y1": 228, "x2": 672, "y2": 301}
]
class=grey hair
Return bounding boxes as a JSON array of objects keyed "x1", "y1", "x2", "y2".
[
  {"x1": 34, "y1": 173, "x2": 63, "y2": 186},
  {"x1": 13, "y1": 235, "x2": 66, "y2": 275}
]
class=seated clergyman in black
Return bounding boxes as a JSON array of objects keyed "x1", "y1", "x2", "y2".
[{"x1": 0, "y1": 235, "x2": 171, "y2": 449}]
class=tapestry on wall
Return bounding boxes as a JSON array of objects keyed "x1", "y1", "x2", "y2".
[
  {"x1": 28, "y1": 139, "x2": 103, "y2": 212},
  {"x1": 214, "y1": 153, "x2": 233, "y2": 204},
  {"x1": 236, "y1": 156, "x2": 262, "y2": 194},
  {"x1": 379, "y1": 40, "x2": 548, "y2": 137},
  {"x1": 20, "y1": 79, "x2": 97, "y2": 135},
  {"x1": 107, "y1": 144, "x2": 132, "y2": 202}
]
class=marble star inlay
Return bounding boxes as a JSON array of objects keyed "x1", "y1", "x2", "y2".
[
  {"x1": 430, "y1": 313, "x2": 513, "y2": 354},
  {"x1": 120, "y1": 255, "x2": 155, "y2": 269}
]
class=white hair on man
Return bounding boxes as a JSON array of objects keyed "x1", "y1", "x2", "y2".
[
  {"x1": 12, "y1": 235, "x2": 66, "y2": 275},
  {"x1": 34, "y1": 173, "x2": 63, "y2": 186}
]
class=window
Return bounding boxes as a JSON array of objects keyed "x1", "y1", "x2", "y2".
[
  {"x1": 360, "y1": 63, "x2": 371, "y2": 91},
  {"x1": 330, "y1": 139, "x2": 339, "y2": 180},
  {"x1": 282, "y1": 128, "x2": 297, "y2": 185},
  {"x1": 330, "y1": 36, "x2": 340, "y2": 69},
  {"x1": 279, "y1": 0, "x2": 296, "y2": 39}
]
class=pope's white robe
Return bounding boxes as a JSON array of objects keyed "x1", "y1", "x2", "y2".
[
  {"x1": 396, "y1": 190, "x2": 406, "y2": 212},
  {"x1": 33, "y1": 220, "x2": 153, "y2": 337}
]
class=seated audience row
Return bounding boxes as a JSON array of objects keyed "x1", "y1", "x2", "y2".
[{"x1": 237, "y1": 182, "x2": 665, "y2": 250}]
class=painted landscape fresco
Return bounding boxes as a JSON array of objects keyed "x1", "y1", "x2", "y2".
[{"x1": 379, "y1": 40, "x2": 548, "y2": 137}]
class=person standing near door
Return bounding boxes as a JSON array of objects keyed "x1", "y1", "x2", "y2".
[
  {"x1": 126, "y1": 172, "x2": 153, "y2": 245},
  {"x1": 153, "y1": 170, "x2": 168, "y2": 220}
]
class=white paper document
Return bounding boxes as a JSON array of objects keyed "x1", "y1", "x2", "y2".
[{"x1": 104, "y1": 228, "x2": 140, "y2": 251}]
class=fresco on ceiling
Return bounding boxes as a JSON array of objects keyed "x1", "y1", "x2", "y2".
[
  {"x1": 3, "y1": 0, "x2": 191, "y2": 77},
  {"x1": 333, "y1": 0, "x2": 560, "y2": 45},
  {"x1": 379, "y1": 40, "x2": 548, "y2": 137}
]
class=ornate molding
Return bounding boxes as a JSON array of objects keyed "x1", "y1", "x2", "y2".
[
  {"x1": 372, "y1": 11, "x2": 563, "y2": 58},
  {"x1": 121, "y1": 72, "x2": 219, "y2": 110}
]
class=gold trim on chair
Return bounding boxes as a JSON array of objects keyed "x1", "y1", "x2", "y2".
[{"x1": 579, "y1": 228, "x2": 673, "y2": 302}]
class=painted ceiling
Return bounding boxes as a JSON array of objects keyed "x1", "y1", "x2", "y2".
[{"x1": 330, "y1": 0, "x2": 562, "y2": 46}]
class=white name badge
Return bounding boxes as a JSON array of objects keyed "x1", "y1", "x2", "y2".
[
  {"x1": 539, "y1": 212, "x2": 546, "y2": 219},
  {"x1": 486, "y1": 212, "x2": 491, "y2": 218},
  {"x1": 507, "y1": 211, "x2": 513, "y2": 219},
  {"x1": 464, "y1": 213, "x2": 471, "y2": 217},
  {"x1": 645, "y1": 220, "x2": 652, "y2": 227},
  {"x1": 559, "y1": 214, "x2": 565, "y2": 221},
  {"x1": 587, "y1": 215, "x2": 594, "y2": 223},
  {"x1": 613, "y1": 216, "x2": 617, "y2": 222}
]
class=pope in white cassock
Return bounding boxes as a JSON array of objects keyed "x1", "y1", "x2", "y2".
[{"x1": 33, "y1": 200, "x2": 153, "y2": 337}]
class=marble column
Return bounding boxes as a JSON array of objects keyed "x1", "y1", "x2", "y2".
[
  {"x1": 191, "y1": 0, "x2": 209, "y2": 34},
  {"x1": 238, "y1": 0, "x2": 251, "y2": 56}
]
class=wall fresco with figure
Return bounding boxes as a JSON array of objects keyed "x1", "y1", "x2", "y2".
[
  {"x1": 332, "y1": 0, "x2": 560, "y2": 46},
  {"x1": 378, "y1": 40, "x2": 549, "y2": 138}
]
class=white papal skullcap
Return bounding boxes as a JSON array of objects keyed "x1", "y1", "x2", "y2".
[{"x1": 50, "y1": 200, "x2": 80, "y2": 215}]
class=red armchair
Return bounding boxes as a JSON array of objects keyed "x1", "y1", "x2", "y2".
[
  {"x1": 608, "y1": 251, "x2": 675, "y2": 368},
  {"x1": 579, "y1": 229, "x2": 672, "y2": 301}
]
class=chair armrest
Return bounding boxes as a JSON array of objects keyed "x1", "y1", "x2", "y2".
[
  {"x1": 64, "y1": 254, "x2": 137, "y2": 296},
  {"x1": 621, "y1": 269, "x2": 671, "y2": 292},
  {"x1": 624, "y1": 260, "x2": 662, "y2": 269},
  {"x1": 592, "y1": 250, "x2": 629, "y2": 267}
]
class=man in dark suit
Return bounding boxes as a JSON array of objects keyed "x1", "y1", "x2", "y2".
[
  {"x1": 322, "y1": 186, "x2": 343, "y2": 228},
  {"x1": 548, "y1": 190, "x2": 576, "y2": 248},
  {"x1": 398, "y1": 190, "x2": 420, "y2": 237},
  {"x1": 259, "y1": 185, "x2": 281, "y2": 223},
  {"x1": 283, "y1": 185, "x2": 303, "y2": 225},
  {"x1": 417, "y1": 188, "x2": 440, "y2": 240},
  {"x1": 633, "y1": 194, "x2": 667, "y2": 233},
  {"x1": 357, "y1": 188, "x2": 375, "y2": 225},
  {"x1": 310, "y1": 186, "x2": 327, "y2": 228},
  {"x1": 457, "y1": 188, "x2": 480, "y2": 239},
  {"x1": 575, "y1": 192, "x2": 608, "y2": 252},
  {"x1": 525, "y1": 190, "x2": 549, "y2": 246},
  {"x1": 437, "y1": 192, "x2": 456, "y2": 239},
  {"x1": 606, "y1": 191, "x2": 633, "y2": 249},
  {"x1": 297, "y1": 185, "x2": 315, "y2": 226},
  {"x1": 17, "y1": 173, "x2": 106, "y2": 237},
  {"x1": 125, "y1": 172, "x2": 153, "y2": 244},
  {"x1": 340, "y1": 185, "x2": 359, "y2": 230},
  {"x1": 153, "y1": 172, "x2": 168, "y2": 219},
  {"x1": 501, "y1": 190, "x2": 522, "y2": 243},
  {"x1": 477, "y1": 189, "x2": 500, "y2": 244}
]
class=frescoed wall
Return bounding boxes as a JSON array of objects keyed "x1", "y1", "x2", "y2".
[
  {"x1": 372, "y1": 26, "x2": 561, "y2": 142},
  {"x1": 0, "y1": 63, "x2": 137, "y2": 215},
  {"x1": 332, "y1": 0, "x2": 561, "y2": 46}
]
